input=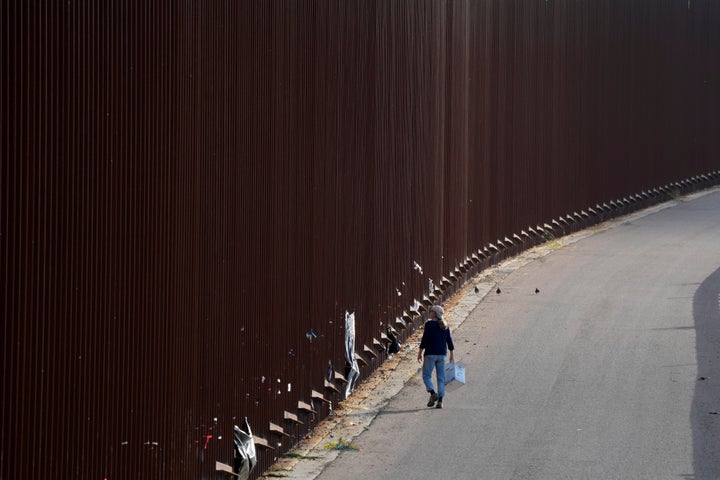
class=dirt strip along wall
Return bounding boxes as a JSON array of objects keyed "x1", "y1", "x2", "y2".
[{"x1": 2, "y1": 1, "x2": 720, "y2": 479}]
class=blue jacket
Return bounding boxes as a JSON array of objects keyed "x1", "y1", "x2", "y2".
[{"x1": 419, "y1": 320, "x2": 455, "y2": 355}]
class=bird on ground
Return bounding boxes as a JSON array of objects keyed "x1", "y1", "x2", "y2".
[
  {"x1": 474, "y1": 286, "x2": 479, "y2": 293},
  {"x1": 535, "y1": 288, "x2": 540, "y2": 294},
  {"x1": 496, "y1": 287, "x2": 501, "y2": 294}
]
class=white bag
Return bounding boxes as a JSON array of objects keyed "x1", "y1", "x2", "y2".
[{"x1": 444, "y1": 361, "x2": 466, "y2": 385}]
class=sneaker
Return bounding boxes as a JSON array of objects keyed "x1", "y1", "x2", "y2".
[
  {"x1": 427, "y1": 392, "x2": 439, "y2": 407},
  {"x1": 435, "y1": 398, "x2": 443, "y2": 409}
]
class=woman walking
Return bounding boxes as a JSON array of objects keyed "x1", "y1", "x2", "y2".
[{"x1": 417, "y1": 305, "x2": 455, "y2": 408}]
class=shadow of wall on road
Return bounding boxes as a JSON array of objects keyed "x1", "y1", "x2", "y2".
[{"x1": 691, "y1": 265, "x2": 720, "y2": 479}]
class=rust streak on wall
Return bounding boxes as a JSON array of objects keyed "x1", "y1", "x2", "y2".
[{"x1": 2, "y1": 1, "x2": 720, "y2": 479}]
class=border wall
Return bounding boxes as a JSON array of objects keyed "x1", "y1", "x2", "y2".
[{"x1": 2, "y1": 1, "x2": 720, "y2": 479}]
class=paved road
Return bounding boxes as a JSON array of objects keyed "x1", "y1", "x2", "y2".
[{"x1": 315, "y1": 190, "x2": 720, "y2": 480}]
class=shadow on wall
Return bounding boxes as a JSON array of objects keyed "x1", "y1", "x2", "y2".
[{"x1": 692, "y1": 265, "x2": 720, "y2": 479}]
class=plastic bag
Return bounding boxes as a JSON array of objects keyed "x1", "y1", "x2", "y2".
[{"x1": 233, "y1": 418, "x2": 257, "y2": 480}]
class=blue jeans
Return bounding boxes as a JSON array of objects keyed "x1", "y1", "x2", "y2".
[{"x1": 422, "y1": 354, "x2": 446, "y2": 398}]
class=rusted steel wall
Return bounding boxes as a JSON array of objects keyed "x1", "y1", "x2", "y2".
[{"x1": 2, "y1": 1, "x2": 720, "y2": 479}]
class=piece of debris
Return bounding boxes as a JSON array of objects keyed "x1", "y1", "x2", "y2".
[
  {"x1": 386, "y1": 325, "x2": 401, "y2": 354},
  {"x1": 324, "y1": 437, "x2": 359, "y2": 451},
  {"x1": 234, "y1": 418, "x2": 257, "y2": 479}
]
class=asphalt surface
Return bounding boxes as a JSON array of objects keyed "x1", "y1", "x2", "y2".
[{"x1": 312, "y1": 189, "x2": 720, "y2": 480}]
